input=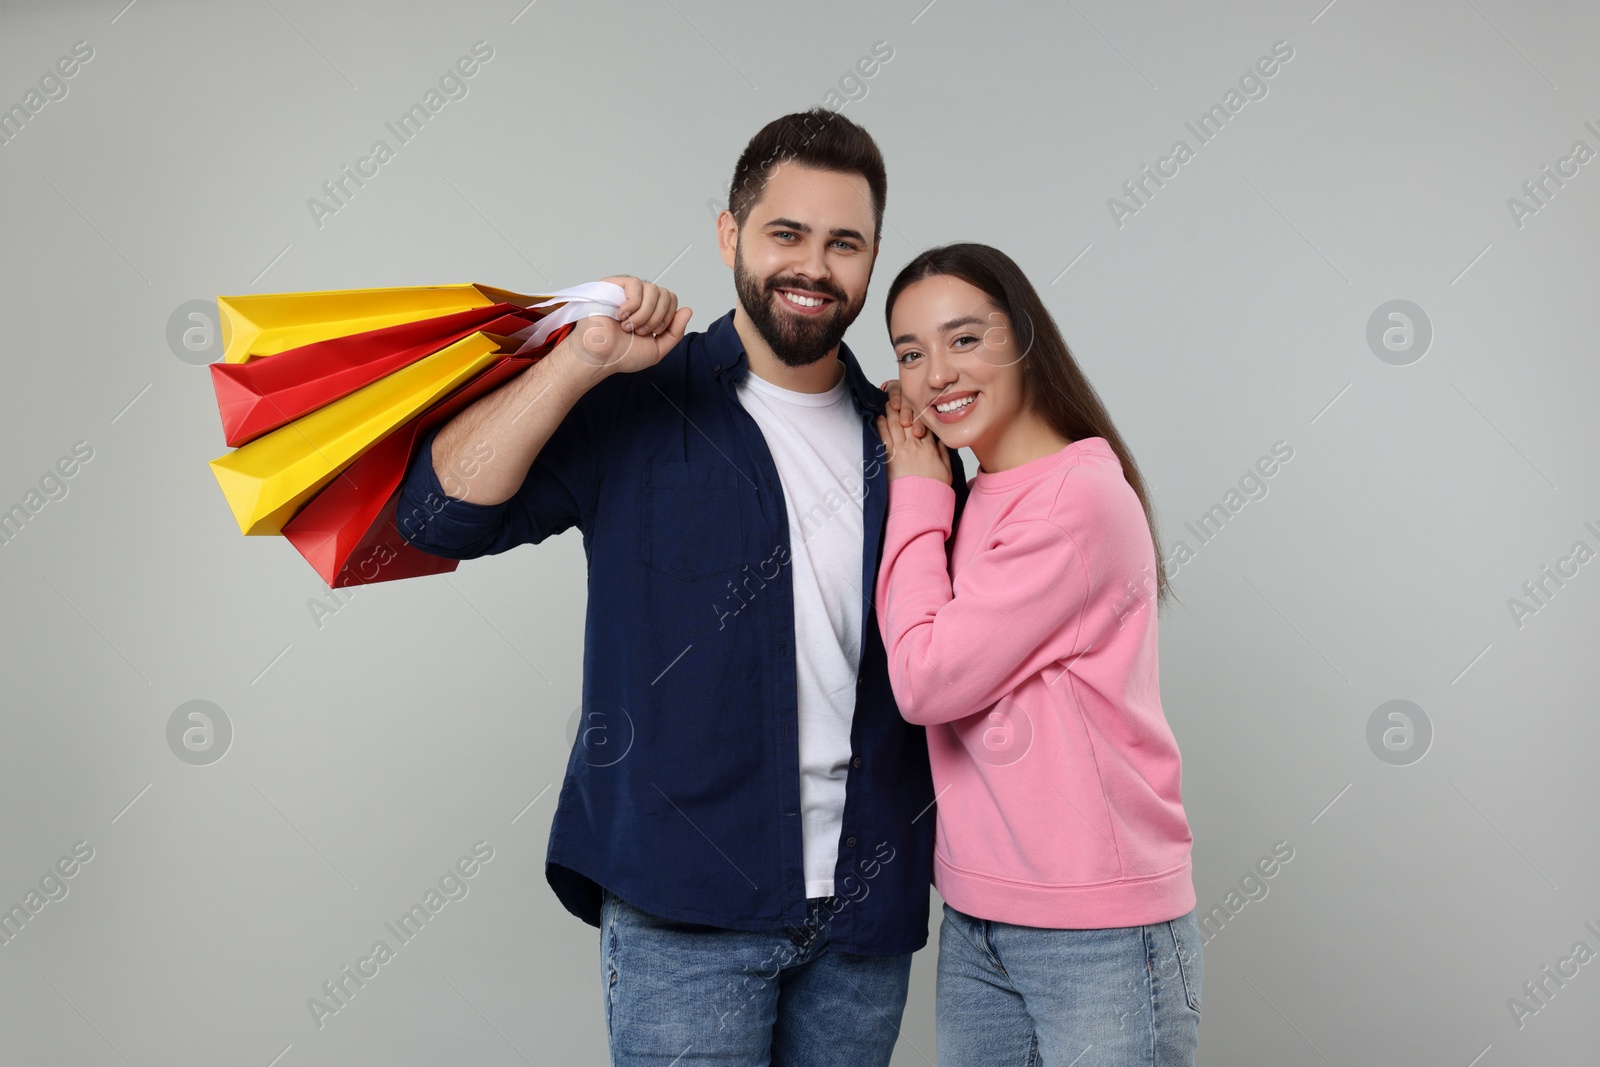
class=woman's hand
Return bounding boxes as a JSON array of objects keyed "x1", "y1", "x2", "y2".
[
  {"x1": 875, "y1": 409, "x2": 951, "y2": 485},
  {"x1": 880, "y1": 379, "x2": 928, "y2": 439}
]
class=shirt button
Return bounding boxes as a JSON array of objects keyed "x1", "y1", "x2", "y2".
[
  {"x1": 845, "y1": 836, "x2": 857, "y2": 848},
  {"x1": 852, "y1": 756, "x2": 862, "y2": 770}
]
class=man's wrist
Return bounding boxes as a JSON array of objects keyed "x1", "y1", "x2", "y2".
[{"x1": 544, "y1": 333, "x2": 617, "y2": 389}]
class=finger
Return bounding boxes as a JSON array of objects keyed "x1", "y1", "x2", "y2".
[
  {"x1": 894, "y1": 386, "x2": 916, "y2": 427},
  {"x1": 625, "y1": 283, "x2": 661, "y2": 333},
  {"x1": 873, "y1": 415, "x2": 894, "y2": 458},
  {"x1": 645, "y1": 289, "x2": 677, "y2": 336},
  {"x1": 612, "y1": 276, "x2": 643, "y2": 323},
  {"x1": 655, "y1": 306, "x2": 693, "y2": 352},
  {"x1": 896, "y1": 391, "x2": 915, "y2": 425}
]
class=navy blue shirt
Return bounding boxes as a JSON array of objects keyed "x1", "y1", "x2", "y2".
[{"x1": 395, "y1": 310, "x2": 968, "y2": 956}]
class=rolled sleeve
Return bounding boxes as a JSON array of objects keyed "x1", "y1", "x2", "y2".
[{"x1": 396, "y1": 373, "x2": 612, "y2": 560}]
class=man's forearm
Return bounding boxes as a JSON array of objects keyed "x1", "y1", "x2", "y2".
[{"x1": 430, "y1": 339, "x2": 611, "y2": 505}]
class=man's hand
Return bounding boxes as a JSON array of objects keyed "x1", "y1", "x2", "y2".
[
  {"x1": 876, "y1": 411, "x2": 951, "y2": 485},
  {"x1": 563, "y1": 275, "x2": 692, "y2": 375},
  {"x1": 881, "y1": 379, "x2": 928, "y2": 439}
]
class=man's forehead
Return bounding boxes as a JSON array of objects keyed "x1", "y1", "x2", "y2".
[{"x1": 752, "y1": 162, "x2": 875, "y2": 227}]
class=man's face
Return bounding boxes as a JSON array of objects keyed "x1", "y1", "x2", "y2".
[{"x1": 719, "y1": 162, "x2": 879, "y2": 367}]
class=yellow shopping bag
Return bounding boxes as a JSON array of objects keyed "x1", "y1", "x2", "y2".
[
  {"x1": 209, "y1": 331, "x2": 505, "y2": 535},
  {"x1": 217, "y1": 283, "x2": 532, "y2": 364}
]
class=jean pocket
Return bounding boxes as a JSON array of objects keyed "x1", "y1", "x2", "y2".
[
  {"x1": 638, "y1": 462, "x2": 744, "y2": 582},
  {"x1": 1165, "y1": 910, "x2": 1203, "y2": 1015}
]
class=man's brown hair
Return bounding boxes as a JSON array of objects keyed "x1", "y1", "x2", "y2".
[{"x1": 727, "y1": 108, "x2": 887, "y2": 238}]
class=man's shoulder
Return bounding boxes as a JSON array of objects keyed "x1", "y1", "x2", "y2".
[
  {"x1": 568, "y1": 317, "x2": 734, "y2": 440},
  {"x1": 609, "y1": 314, "x2": 732, "y2": 389}
]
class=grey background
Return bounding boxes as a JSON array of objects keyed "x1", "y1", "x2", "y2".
[{"x1": 2, "y1": 0, "x2": 1597, "y2": 1063}]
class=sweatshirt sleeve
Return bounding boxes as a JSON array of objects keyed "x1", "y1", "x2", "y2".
[{"x1": 874, "y1": 475, "x2": 1091, "y2": 726}]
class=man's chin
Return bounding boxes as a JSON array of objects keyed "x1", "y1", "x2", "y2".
[{"x1": 763, "y1": 307, "x2": 848, "y2": 366}]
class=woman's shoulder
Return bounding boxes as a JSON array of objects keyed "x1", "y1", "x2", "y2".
[{"x1": 1042, "y1": 441, "x2": 1145, "y2": 534}]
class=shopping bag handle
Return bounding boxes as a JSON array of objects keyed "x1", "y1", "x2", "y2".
[{"x1": 507, "y1": 280, "x2": 628, "y2": 354}]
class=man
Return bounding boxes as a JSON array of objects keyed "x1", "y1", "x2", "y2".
[{"x1": 396, "y1": 109, "x2": 966, "y2": 1064}]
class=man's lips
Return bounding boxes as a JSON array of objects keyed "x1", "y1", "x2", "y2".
[{"x1": 772, "y1": 287, "x2": 837, "y2": 316}]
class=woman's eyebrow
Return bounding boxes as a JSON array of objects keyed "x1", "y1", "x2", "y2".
[{"x1": 892, "y1": 315, "x2": 986, "y2": 346}]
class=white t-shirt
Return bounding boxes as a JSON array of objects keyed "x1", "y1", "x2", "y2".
[{"x1": 736, "y1": 364, "x2": 865, "y2": 900}]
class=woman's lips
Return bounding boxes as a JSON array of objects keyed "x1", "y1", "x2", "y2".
[{"x1": 930, "y1": 390, "x2": 978, "y2": 424}]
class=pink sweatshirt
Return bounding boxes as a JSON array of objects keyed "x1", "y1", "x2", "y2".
[{"x1": 875, "y1": 437, "x2": 1195, "y2": 929}]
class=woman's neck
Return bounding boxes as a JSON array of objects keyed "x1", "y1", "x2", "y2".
[{"x1": 973, "y1": 410, "x2": 1074, "y2": 474}]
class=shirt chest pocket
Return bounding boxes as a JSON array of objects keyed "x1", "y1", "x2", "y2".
[{"x1": 638, "y1": 461, "x2": 746, "y2": 582}]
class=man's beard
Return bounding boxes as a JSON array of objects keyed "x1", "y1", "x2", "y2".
[{"x1": 733, "y1": 246, "x2": 860, "y2": 368}]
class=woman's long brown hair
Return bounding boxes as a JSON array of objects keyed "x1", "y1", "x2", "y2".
[{"x1": 885, "y1": 242, "x2": 1171, "y2": 608}]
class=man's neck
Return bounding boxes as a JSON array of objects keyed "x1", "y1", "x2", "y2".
[{"x1": 732, "y1": 305, "x2": 846, "y2": 394}]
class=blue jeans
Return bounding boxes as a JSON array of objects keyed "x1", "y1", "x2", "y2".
[
  {"x1": 936, "y1": 903, "x2": 1203, "y2": 1067},
  {"x1": 599, "y1": 888, "x2": 913, "y2": 1066}
]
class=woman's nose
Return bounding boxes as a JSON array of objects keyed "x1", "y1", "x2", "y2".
[{"x1": 926, "y1": 349, "x2": 957, "y2": 389}]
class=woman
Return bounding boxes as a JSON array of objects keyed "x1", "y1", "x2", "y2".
[{"x1": 873, "y1": 243, "x2": 1202, "y2": 1066}]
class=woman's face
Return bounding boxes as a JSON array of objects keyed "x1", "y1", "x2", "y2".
[{"x1": 889, "y1": 274, "x2": 1027, "y2": 456}]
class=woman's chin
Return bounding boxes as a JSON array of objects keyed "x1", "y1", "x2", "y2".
[
  {"x1": 926, "y1": 410, "x2": 979, "y2": 442},
  {"x1": 920, "y1": 421, "x2": 965, "y2": 452}
]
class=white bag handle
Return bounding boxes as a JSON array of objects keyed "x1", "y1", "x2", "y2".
[{"x1": 507, "y1": 280, "x2": 628, "y2": 353}]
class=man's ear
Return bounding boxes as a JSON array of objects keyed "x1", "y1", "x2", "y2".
[{"x1": 716, "y1": 210, "x2": 739, "y2": 269}]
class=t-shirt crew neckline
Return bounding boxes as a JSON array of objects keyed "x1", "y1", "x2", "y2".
[
  {"x1": 738, "y1": 363, "x2": 850, "y2": 408},
  {"x1": 970, "y1": 437, "x2": 1110, "y2": 493}
]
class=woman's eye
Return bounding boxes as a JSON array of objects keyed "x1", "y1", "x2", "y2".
[
  {"x1": 952, "y1": 334, "x2": 979, "y2": 347},
  {"x1": 896, "y1": 351, "x2": 921, "y2": 365}
]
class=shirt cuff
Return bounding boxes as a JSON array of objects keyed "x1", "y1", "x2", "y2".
[{"x1": 886, "y1": 475, "x2": 956, "y2": 531}]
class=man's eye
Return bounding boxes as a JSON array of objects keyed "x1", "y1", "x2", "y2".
[{"x1": 832, "y1": 240, "x2": 857, "y2": 251}]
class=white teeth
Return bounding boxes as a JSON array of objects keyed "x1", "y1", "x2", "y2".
[
  {"x1": 935, "y1": 394, "x2": 975, "y2": 413},
  {"x1": 783, "y1": 292, "x2": 823, "y2": 307}
]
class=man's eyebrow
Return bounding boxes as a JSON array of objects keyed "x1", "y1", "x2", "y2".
[
  {"x1": 761, "y1": 219, "x2": 867, "y2": 244},
  {"x1": 891, "y1": 315, "x2": 987, "y2": 348}
]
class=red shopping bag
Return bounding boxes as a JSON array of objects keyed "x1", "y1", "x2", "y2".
[
  {"x1": 279, "y1": 327, "x2": 566, "y2": 587},
  {"x1": 210, "y1": 305, "x2": 540, "y2": 447}
]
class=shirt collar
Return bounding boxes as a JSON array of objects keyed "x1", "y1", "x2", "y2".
[{"x1": 704, "y1": 309, "x2": 886, "y2": 417}]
